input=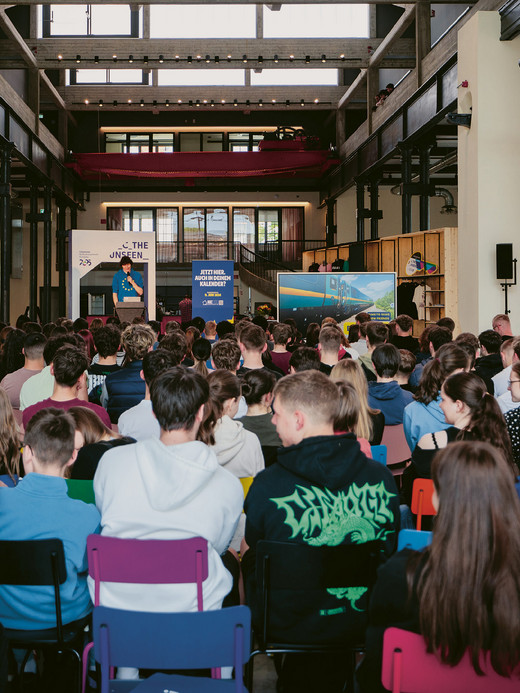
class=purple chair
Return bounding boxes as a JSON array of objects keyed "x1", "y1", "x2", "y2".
[
  {"x1": 382, "y1": 627, "x2": 520, "y2": 692},
  {"x1": 82, "y1": 535, "x2": 208, "y2": 693},
  {"x1": 93, "y1": 605, "x2": 251, "y2": 692}
]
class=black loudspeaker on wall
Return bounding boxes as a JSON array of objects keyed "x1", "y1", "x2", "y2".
[{"x1": 496, "y1": 244, "x2": 514, "y2": 280}]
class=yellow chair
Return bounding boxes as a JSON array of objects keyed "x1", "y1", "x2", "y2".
[{"x1": 240, "y1": 477, "x2": 254, "y2": 499}]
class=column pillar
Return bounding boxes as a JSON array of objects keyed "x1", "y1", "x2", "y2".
[
  {"x1": 57, "y1": 202, "x2": 67, "y2": 317},
  {"x1": 418, "y1": 143, "x2": 431, "y2": 231},
  {"x1": 369, "y1": 179, "x2": 380, "y2": 240},
  {"x1": 400, "y1": 145, "x2": 413, "y2": 234},
  {"x1": 355, "y1": 179, "x2": 365, "y2": 242},
  {"x1": 42, "y1": 185, "x2": 52, "y2": 323},
  {"x1": 0, "y1": 143, "x2": 13, "y2": 324},
  {"x1": 29, "y1": 183, "x2": 39, "y2": 321}
]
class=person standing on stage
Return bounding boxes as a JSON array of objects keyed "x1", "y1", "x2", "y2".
[{"x1": 112, "y1": 256, "x2": 144, "y2": 309}]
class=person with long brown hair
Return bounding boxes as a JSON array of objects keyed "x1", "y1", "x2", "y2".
[
  {"x1": 330, "y1": 359, "x2": 384, "y2": 444},
  {"x1": 0, "y1": 388, "x2": 22, "y2": 482},
  {"x1": 357, "y1": 440, "x2": 520, "y2": 691}
]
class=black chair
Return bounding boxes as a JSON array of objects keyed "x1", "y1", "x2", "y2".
[
  {"x1": 246, "y1": 539, "x2": 382, "y2": 691},
  {"x1": 0, "y1": 539, "x2": 89, "y2": 692}
]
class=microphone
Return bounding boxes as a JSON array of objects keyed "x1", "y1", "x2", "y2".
[{"x1": 126, "y1": 271, "x2": 131, "y2": 277}]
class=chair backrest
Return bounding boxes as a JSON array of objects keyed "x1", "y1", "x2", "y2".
[
  {"x1": 397, "y1": 529, "x2": 433, "y2": 552},
  {"x1": 410, "y1": 478, "x2": 437, "y2": 531},
  {"x1": 256, "y1": 539, "x2": 382, "y2": 647},
  {"x1": 381, "y1": 425, "x2": 411, "y2": 465},
  {"x1": 87, "y1": 535, "x2": 209, "y2": 610},
  {"x1": 381, "y1": 627, "x2": 520, "y2": 693},
  {"x1": 371, "y1": 445, "x2": 387, "y2": 465},
  {"x1": 0, "y1": 474, "x2": 18, "y2": 488},
  {"x1": 0, "y1": 539, "x2": 67, "y2": 642},
  {"x1": 240, "y1": 476, "x2": 254, "y2": 498},
  {"x1": 93, "y1": 605, "x2": 251, "y2": 692},
  {"x1": 66, "y1": 479, "x2": 96, "y2": 504}
]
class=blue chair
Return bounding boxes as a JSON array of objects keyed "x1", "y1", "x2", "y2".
[
  {"x1": 93, "y1": 605, "x2": 251, "y2": 693},
  {"x1": 370, "y1": 445, "x2": 387, "y2": 465},
  {"x1": 0, "y1": 474, "x2": 18, "y2": 487},
  {"x1": 397, "y1": 529, "x2": 433, "y2": 552}
]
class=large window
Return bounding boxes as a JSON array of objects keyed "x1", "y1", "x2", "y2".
[
  {"x1": 42, "y1": 5, "x2": 138, "y2": 37},
  {"x1": 251, "y1": 69, "x2": 338, "y2": 86},
  {"x1": 263, "y1": 4, "x2": 369, "y2": 38},
  {"x1": 105, "y1": 133, "x2": 174, "y2": 153},
  {"x1": 71, "y1": 70, "x2": 147, "y2": 85},
  {"x1": 150, "y1": 4, "x2": 255, "y2": 38},
  {"x1": 157, "y1": 70, "x2": 245, "y2": 87}
]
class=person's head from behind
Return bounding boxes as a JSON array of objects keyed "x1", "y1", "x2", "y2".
[
  {"x1": 492, "y1": 313, "x2": 512, "y2": 337},
  {"x1": 415, "y1": 342, "x2": 469, "y2": 405},
  {"x1": 272, "y1": 323, "x2": 292, "y2": 348},
  {"x1": 372, "y1": 343, "x2": 400, "y2": 379},
  {"x1": 365, "y1": 321, "x2": 389, "y2": 351},
  {"x1": 397, "y1": 349, "x2": 416, "y2": 383},
  {"x1": 204, "y1": 320, "x2": 217, "y2": 337},
  {"x1": 216, "y1": 320, "x2": 235, "y2": 340},
  {"x1": 239, "y1": 323, "x2": 267, "y2": 354},
  {"x1": 0, "y1": 388, "x2": 21, "y2": 478},
  {"x1": 69, "y1": 406, "x2": 114, "y2": 446},
  {"x1": 142, "y1": 349, "x2": 178, "y2": 389},
  {"x1": 305, "y1": 322, "x2": 320, "y2": 348},
  {"x1": 191, "y1": 338, "x2": 212, "y2": 376},
  {"x1": 150, "y1": 367, "x2": 209, "y2": 436},
  {"x1": 23, "y1": 409, "x2": 78, "y2": 476},
  {"x1": 23, "y1": 322, "x2": 42, "y2": 335},
  {"x1": 42, "y1": 334, "x2": 80, "y2": 367},
  {"x1": 121, "y1": 324, "x2": 155, "y2": 362},
  {"x1": 355, "y1": 312, "x2": 371, "y2": 325},
  {"x1": 89, "y1": 317, "x2": 104, "y2": 333},
  {"x1": 395, "y1": 314, "x2": 414, "y2": 336},
  {"x1": 478, "y1": 329, "x2": 502, "y2": 356},
  {"x1": 272, "y1": 371, "x2": 339, "y2": 447},
  {"x1": 241, "y1": 368, "x2": 276, "y2": 408},
  {"x1": 73, "y1": 317, "x2": 88, "y2": 333},
  {"x1": 1, "y1": 328, "x2": 26, "y2": 373},
  {"x1": 212, "y1": 338, "x2": 241, "y2": 372},
  {"x1": 428, "y1": 326, "x2": 453, "y2": 354},
  {"x1": 185, "y1": 326, "x2": 201, "y2": 356},
  {"x1": 334, "y1": 381, "x2": 360, "y2": 434},
  {"x1": 51, "y1": 346, "x2": 89, "y2": 388},
  {"x1": 23, "y1": 332, "x2": 46, "y2": 363},
  {"x1": 418, "y1": 441, "x2": 520, "y2": 676},
  {"x1": 500, "y1": 335, "x2": 518, "y2": 367},
  {"x1": 319, "y1": 325, "x2": 342, "y2": 356},
  {"x1": 164, "y1": 320, "x2": 182, "y2": 336},
  {"x1": 289, "y1": 346, "x2": 321, "y2": 373},
  {"x1": 436, "y1": 316, "x2": 456, "y2": 333},
  {"x1": 93, "y1": 325, "x2": 121, "y2": 359},
  {"x1": 207, "y1": 369, "x2": 242, "y2": 420}
]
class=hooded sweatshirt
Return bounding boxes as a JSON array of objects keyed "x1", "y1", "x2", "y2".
[
  {"x1": 403, "y1": 395, "x2": 450, "y2": 451},
  {"x1": 212, "y1": 415, "x2": 265, "y2": 479},
  {"x1": 368, "y1": 381, "x2": 414, "y2": 425},
  {"x1": 92, "y1": 438, "x2": 243, "y2": 612},
  {"x1": 244, "y1": 434, "x2": 399, "y2": 644}
]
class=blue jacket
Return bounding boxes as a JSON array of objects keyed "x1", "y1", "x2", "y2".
[
  {"x1": 103, "y1": 360, "x2": 145, "y2": 423},
  {"x1": 367, "y1": 381, "x2": 414, "y2": 425},
  {"x1": 403, "y1": 395, "x2": 450, "y2": 451},
  {"x1": 0, "y1": 474, "x2": 100, "y2": 630}
]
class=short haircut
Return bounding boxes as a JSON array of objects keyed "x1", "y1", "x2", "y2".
[
  {"x1": 436, "y1": 317, "x2": 456, "y2": 332},
  {"x1": 142, "y1": 349, "x2": 178, "y2": 388},
  {"x1": 372, "y1": 343, "x2": 400, "y2": 378},
  {"x1": 160, "y1": 332, "x2": 188, "y2": 366},
  {"x1": 73, "y1": 318, "x2": 89, "y2": 333},
  {"x1": 147, "y1": 320, "x2": 161, "y2": 337},
  {"x1": 274, "y1": 370, "x2": 340, "y2": 426},
  {"x1": 501, "y1": 336, "x2": 518, "y2": 356},
  {"x1": 212, "y1": 339, "x2": 241, "y2": 371},
  {"x1": 216, "y1": 320, "x2": 235, "y2": 339},
  {"x1": 204, "y1": 320, "x2": 217, "y2": 336},
  {"x1": 164, "y1": 320, "x2": 182, "y2": 335},
  {"x1": 23, "y1": 322, "x2": 42, "y2": 334},
  {"x1": 121, "y1": 324, "x2": 155, "y2": 362},
  {"x1": 52, "y1": 346, "x2": 89, "y2": 387},
  {"x1": 429, "y1": 326, "x2": 453, "y2": 352},
  {"x1": 239, "y1": 323, "x2": 266, "y2": 352},
  {"x1": 252, "y1": 315, "x2": 268, "y2": 331},
  {"x1": 24, "y1": 408, "x2": 75, "y2": 468},
  {"x1": 93, "y1": 325, "x2": 121, "y2": 359},
  {"x1": 150, "y1": 367, "x2": 208, "y2": 432},
  {"x1": 289, "y1": 346, "x2": 321, "y2": 372},
  {"x1": 395, "y1": 314, "x2": 414, "y2": 332},
  {"x1": 120, "y1": 255, "x2": 133, "y2": 267},
  {"x1": 23, "y1": 332, "x2": 46, "y2": 360},
  {"x1": 454, "y1": 332, "x2": 479, "y2": 354},
  {"x1": 319, "y1": 326, "x2": 342, "y2": 352},
  {"x1": 355, "y1": 312, "x2": 371, "y2": 324},
  {"x1": 366, "y1": 321, "x2": 389, "y2": 347},
  {"x1": 398, "y1": 349, "x2": 416, "y2": 375},
  {"x1": 43, "y1": 334, "x2": 81, "y2": 366},
  {"x1": 492, "y1": 313, "x2": 510, "y2": 328},
  {"x1": 478, "y1": 329, "x2": 502, "y2": 354},
  {"x1": 272, "y1": 323, "x2": 292, "y2": 346}
]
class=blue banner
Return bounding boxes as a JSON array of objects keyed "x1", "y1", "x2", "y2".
[{"x1": 192, "y1": 261, "x2": 234, "y2": 323}]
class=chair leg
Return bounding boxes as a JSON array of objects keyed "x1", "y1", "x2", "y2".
[{"x1": 245, "y1": 653, "x2": 255, "y2": 692}]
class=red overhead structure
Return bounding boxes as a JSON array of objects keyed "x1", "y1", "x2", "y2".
[{"x1": 67, "y1": 150, "x2": 339, "y2": 181}]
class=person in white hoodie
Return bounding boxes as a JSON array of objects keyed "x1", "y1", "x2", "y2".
[{"x1": 92, "y1": 366, "x2": 243, "y2": 614}]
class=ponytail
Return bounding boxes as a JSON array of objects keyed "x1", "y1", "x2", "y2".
[{"x1": 414, "y1": 343, "x2": 468, "y2": 404}]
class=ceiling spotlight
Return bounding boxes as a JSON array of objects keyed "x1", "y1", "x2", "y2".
[
  {"x1": 128, "y1": 55, "x2": 133, "y2": 63},
  {"x1": 227, "y1": 54, "x2": 232, "y2": 62},
  {"x1": 196, "y1": 100, "x2": 200, "y2": 107},
  {"x1": 189, "y1": 100, "x2": 193, "y2": 107},
  {"x1": 187, "y1": 56, "x2": 192, "y2": 63},
  {"x1": 243, "y1": 55, "x2": 248, "y2": 63},
  {"x1": 314, "y1": 98, "x2": 319, "y2": 103},
  {"x1": 286, "y1": 99, "x2": 290, "y2": 106},
  {"x1": 153, "y1": 100, "x2": 157, "y2": 107},
  {"x1": 140, "y1": 99, "x2": 144, "y2": 107},
  {"x1": 233, "y1": 99, "x2": 238, "y2": 106},
  {"x1": 258, "y1": 99, "x2": 263, "y2": 107},
  {"x1": 113, "y1": 100, "x2": 117, "y2": 106},
  {"x1": 321, "y1": 54, "x2": 326, "y2": 62},
  {"x1": 258, "y1": 55, "x2": 263, "y2": 63},
  {"x1": 205, "y1": 55, "x2": 211, "y2": 63},
  {"x1": 215, "y1": 56, "x2": 220, "y2": 63},
  {"x1": 178, "y1": 99, "x2": 182, "y2": 104},
  {"x1": 143, "y1": 55, "x2": 149, "y2": 64},
  {"x1": 272, "y1": 98, "x2": 276, "y2": 103},
  {"x1": 165, "y1": 99, "x2": 170, "y2": 106},
  {"x1": 339, "y1": 53, "x2": 345, "y2": 60},
  {"x1": 98, "y1": 99, "x2": 103, "y2": 107},
  {"x1": 246, "y1": 99, "x2": 250, "y2": 106},
  {"x1": 203, "y1": 99, "x2": 208, "y2": 104},
  {"x1": 305, "y1": 56, "x2": 310, "y2": 63},
  {"x1": 210, "y1": 100, "x2": 215, "y2": 107},
  {"x1": 300, "y1": 99, "x2": 305, "y2": 106},
  {"x1": 113, "y1": 54, "x2": 118, "y2": 62},
  {"x1": 159, "y1": 55, "x2": 164, "y2": 63},
  {"x1": 274, "y1": 54, "x2": 279, "y2": 63},
  {"x1": 84, "y1": 99, "x2": 89, "y2": 105},
  {"x1": 94, "y1": 55, "x2": 99, "y2": 63},
  {"x1": 127, "y1": 99, "x2": 132, "y2": 104},
  {"x1": 196, "y1": 55, "x2": 202, "y2": 60},
  {"x1": 221, "y1": 99, "x2": 226, "y2": 103},
  {"x1": 76, "y1": 55, "x2": 81, "y2": 63},
  {"x1": 175, "y1": 55, "x2": 180, "y2": 62},
  {"x1": 289, "y1": 54, "x2": 294, "y2": 61},
  {"x1": 57, "y1": 54, "x2": 63, "y2": 61}
]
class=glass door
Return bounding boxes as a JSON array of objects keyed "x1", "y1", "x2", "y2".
[{"x1": 257, "y1": 209, "x2": 281, "y2": 262}]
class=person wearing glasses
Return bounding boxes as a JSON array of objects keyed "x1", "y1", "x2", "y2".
[{"x1": 505, "y1": 361, "x2": 520, "y2": 468}]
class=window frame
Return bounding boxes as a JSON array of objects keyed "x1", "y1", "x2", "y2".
[{"x1": 42, "y1": 4, "x2": 140, "y2": 38}]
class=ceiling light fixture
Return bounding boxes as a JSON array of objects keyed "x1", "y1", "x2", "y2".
[
  {"x1": 321, "y1": 54, "x2": 326, "y2": 62},
  {"x1": 94, "y1": 55, "x2": 99, "y2": 63},
  {"x1": 98, "y1": 99, "x2": 103, "y2": 107},
  {"x1": 274, "y1": 54, "x2": 279, "y2": 63},
  {"x1": 128, "y1": 55, "x2": 133, "y2": 63},
  {"x1": 159, "y1": 55, "x2": 164, "y2": 63},
  {"x1": 305, "y1": 56, "x2": 310, "y2": 63},
  {"x1": 76, "y1": 55, "x2": 81, "y2": 63},
  {"x1": 243, "y1": 55, "x2": 248, "y2": 63}
]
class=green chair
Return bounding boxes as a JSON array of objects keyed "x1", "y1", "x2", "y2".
[{"x1": 66, "y1": 479, "x2": 95, "y2": 505}]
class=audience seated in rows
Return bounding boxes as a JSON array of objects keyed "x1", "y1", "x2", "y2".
[
  {"x1": 0, "y1": 332, "x2": 46, "y2": 409},
  {"x1": 368, "y1": 344, "x2": 413, "y2": 425}
]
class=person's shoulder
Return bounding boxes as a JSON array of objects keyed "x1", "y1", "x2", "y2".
[{"x1": 417, "y1": 429, "x2": 447, "y2": 450}]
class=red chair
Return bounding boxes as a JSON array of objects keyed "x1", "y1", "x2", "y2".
[
  {"x1": 382, "y1": 627, "x2": 520, "y2": 692},
  {"x1": 381, "y1": 425, "x2": 411, "y2": 466},
  {"x1": 82, "y1": 535, "x2": 208, "y2": 693},
  {"x1": 410, "y1": 478, "x2": 436, "y2": 531}
]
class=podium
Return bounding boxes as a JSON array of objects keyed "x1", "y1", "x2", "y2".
[{"x1": 115, "y1": 301, "x2": 145, "y2": 323}]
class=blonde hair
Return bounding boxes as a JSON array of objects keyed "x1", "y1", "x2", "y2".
[
  {"x1": 330, "y1": 359, "x2": 376, "y2": 440},
  {"x1": 0, "y1": 389, "x2": 21, "y2": 480}
]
